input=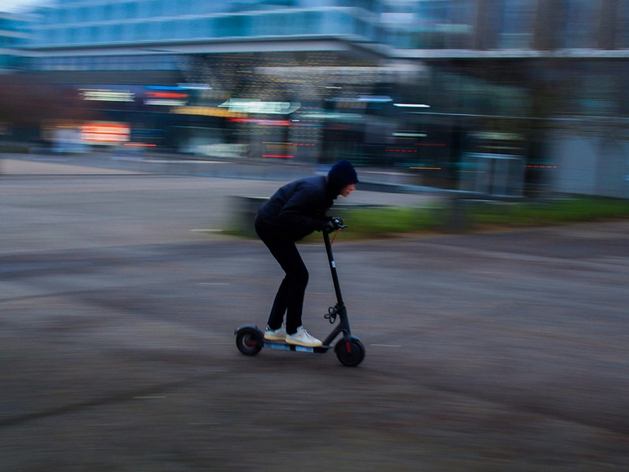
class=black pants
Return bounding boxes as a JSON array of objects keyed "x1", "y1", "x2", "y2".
[{"x1": 255, "y1": 216, "x2": 308, "y2": 335}]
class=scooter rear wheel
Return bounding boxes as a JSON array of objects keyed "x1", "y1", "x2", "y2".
[
  {"x1": 235, "y1": 326, "x2": 263, "y2": 356},
  {"x1": 335, "y1": 337, "x2": 365, "y2": 367}
]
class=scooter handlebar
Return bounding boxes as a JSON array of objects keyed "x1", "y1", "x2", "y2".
[{"x1": 323, "y1": 216, "x2": 345, "y2": 234}]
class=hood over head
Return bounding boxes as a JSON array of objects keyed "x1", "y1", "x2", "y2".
[{"x1": 327, "y1": 159, "x2": 358, "y2": 196}]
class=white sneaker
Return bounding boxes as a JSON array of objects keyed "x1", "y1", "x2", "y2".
[
  {"x1": 264, "y1": 325, "x2": 287, "y2": 341},
  {"x1": 285, "y1": 326, "x2": 322, "y2": 347}
]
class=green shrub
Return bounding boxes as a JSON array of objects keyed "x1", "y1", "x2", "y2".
[
  {"x1": 338, "y1": 197, "x2": 629, "y2": 238},
  {"x1": 229, "y1": 197, "x2": 629, "y2": 239},
  {"x1": 342, "y1": 206, "x2": 436, "y2": 236},
  {"x1": 469, "y1": 197, "x2": 629, "y2": 229}
]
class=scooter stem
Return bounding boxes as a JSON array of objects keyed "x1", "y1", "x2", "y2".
[{"x1": 323, "y1": 230, "x2": 344, "y2": 306}]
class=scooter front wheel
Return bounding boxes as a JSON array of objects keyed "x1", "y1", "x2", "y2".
[
  {"x1": 335, "y1": 336, "x2": 365, "y2": 367},
  {"x1": 235, "y1": 325, "x2": 263, "y2": 356}
]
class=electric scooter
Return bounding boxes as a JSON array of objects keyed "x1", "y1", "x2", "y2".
[{"x1": 235, "y1": 218, "x2": 366, "y2": 367}]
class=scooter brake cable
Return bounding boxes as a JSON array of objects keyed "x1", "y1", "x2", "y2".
[{"x1": 331, "y1": 228, "x2": 343, "y2": 245}]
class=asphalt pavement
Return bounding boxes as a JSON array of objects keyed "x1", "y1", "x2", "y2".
[{"x1": 1, "y1": 153, "x2": 629, "y2": 471}]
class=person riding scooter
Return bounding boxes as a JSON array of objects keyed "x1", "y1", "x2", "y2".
[{"x1": 254, "y1": 160, "x2": 358, "y2": 347}]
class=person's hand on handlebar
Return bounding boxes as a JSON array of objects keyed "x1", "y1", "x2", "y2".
[{"x1": 323, "y1": 216, "x2": 344, "y2": 234}]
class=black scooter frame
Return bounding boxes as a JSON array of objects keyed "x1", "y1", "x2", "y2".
[{"x1": 235, "y1": 227, "x2": 365, "y2": 366}]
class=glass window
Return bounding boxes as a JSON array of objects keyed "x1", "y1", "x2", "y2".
[
  {"x1": 200, "y1": 17, "x2": 216, "y2": 38},
  {"x1": 320, "y1": 10, "x2": 345, "y2": 35},
  {"x1": 76, "y1": 26, "x2": 88, "y2": 43},
  {"x1": 198, "y1": 2, "x2": 230, "y2": 14},
  {"x1": 175, "y1": 0, "x2": 192, "y2": 15},
  {"x1": 98, "y1": 56, "x2": 113, "y2": 71},
  {"x1": 249, "y1": 13, "x2": 264, "y2": 36},
  {"x1": 498, "y1": 0, "x2": 535, "y2": 49},
  {"x1": 111, "y1": 2, "x2": 124, "y2": 20},
  {"x1": 106, "y1": 24, "x2": 121, "y2": 42},
  {"x1": 121, "y1": 2, "x2": 136, "y2": 19},
  {"x1": 87, "y1": 5, "x2": 101, "y2": 22},
  {"x1": 354, "y1": 15, "x2": 369, "y2": 38},
  {"x1": 171, "y1": 19, "x2": 187, "y2": 39},
  {"x1": 445, "y1": 0, "x2": 476, "y2": 48},
  {"x1": 49, "y1": 9, "x2": 64, "y2": 25},
  {"x1": 419, "y1": 0, "x2": 452, "y2": 24},
  {"x1": 100, "y1": 24, "x2": 111, "y2": 42},
  {"x1": 64, "y1": 8, "x2": 74, "y2": 24},
  {"x1": 135, "y1": 22, "x2": 149, "y2": 40},
  {"x1": 121, "y1": 23, "x2": 133, "y2": 42},
  {"x1": 147, "y1": 21, "x2": 164, "y2": 40},
  {"x1": 151, "y1": 0, "x2": 166, "y2": 17},
  {"x1": 104, "y1": 4, "x2": 114, "y2": 20},
  {"x1": 46, "y1": 29, "x2": 58, "y2": 44},
  {"x1": 76, "y1": 58, "x2": 87, "y2": 71},
  {"x1": 216, "y1": 15, "x2": 250, "y2": 37},
  {"x1": 305, "y1": 11, "x2": 322, "y2": 34},
  {"x1": 390, "y1": 0, "x2": 476, "y2": 49},
  {"x1": 259, "y1": 12, "x2": 282, "y2": 35},
  {"x1": 138, "y1": 0, "x2": 152, "y2": 17},
  {"x1": 93, "y1": 57, "x2": 104, "y2": 71},
  {"x1": 159, "y1": 56, "x2": 175, "y2": 70},
  {"x1": 616, "y1": 0, "x2": 629, "y2": 48},
  {"x1": 561, "y1": 0, "x2": 602, "y2": 48},
  {"x1": 284, "y1": 11, "x2": 312, "y2": 35},
  {"x1": 87, "y1": 26, "x2": 99, "y2": 43},
  {"x1": 76, "y1": 7, "x2": 87, "y2": 23}
]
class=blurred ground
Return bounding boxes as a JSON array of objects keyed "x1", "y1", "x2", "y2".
[{"x1": 1, "y1": 154, "x2": 628, "y2": 471}]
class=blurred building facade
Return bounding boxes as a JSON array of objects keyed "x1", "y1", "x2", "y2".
[
  {"x1": 5, "y1": 0, "x2": 629, "y2": 197},
  {"x1": 0, "y1": 12, "x2": 29, "y2": 71}
]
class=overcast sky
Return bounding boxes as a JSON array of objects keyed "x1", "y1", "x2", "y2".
[{"x1": 1, "y1": 0, "x2": 50, "y2": 13}]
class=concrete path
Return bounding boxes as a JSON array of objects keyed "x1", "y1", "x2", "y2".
[
  {"x1": 1, "y1": 156, "x2": 628, "y2": 471},
  {"x1": 1, "y1": 157, "x2": 144, "y2": 175}
]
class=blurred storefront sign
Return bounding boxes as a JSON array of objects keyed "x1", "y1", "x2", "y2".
[
  {"x1": 80, "y1": 88, "x2": 135, "y2": 102},
  {"x1": 219, "y1": 99, "x2": 300, "y2": 115},
  {"x1": 81, "y1": 122, "x2": 130, "y2": 145}
]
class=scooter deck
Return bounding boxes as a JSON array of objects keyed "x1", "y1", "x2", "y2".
[{"x1": 263, "y1": 340, "x2": 331, "y2": 354}]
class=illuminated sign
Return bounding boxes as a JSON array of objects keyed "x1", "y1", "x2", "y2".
[
  {"x1": 219, "y1": 99, "x2": 300, "y2": 115},
  {"x1": 171, "y1": 106, "x2": 245, "y2": 118},
  {"x1": 80, "y1": 89, "x2": 135, "y2": 102},
  {"x1": 145, "y1": 99, "x2": 187, "y2": 106},
  {"x1": 144, "y1": 91, "x2": 188, "y2": 107},
  {"x1": 229, "y1": 118, "x2": 291, "y2": 126},
  {"x1": 393, "y1": 103, "x2": 430, "y2": 108},
  {"x1": 177, "y1": 83, "x2": 212, "y2": 90},
  {"x1": 81, "y1": 122, "x2": 130, "y2": 144},
  {"x1": 147, "y1": 92, "x2": 188, "y2": 99}
]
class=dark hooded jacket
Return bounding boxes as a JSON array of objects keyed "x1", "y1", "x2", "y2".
[{"x1": 256, "y1": 160, "x2": 358, "y2": 241}]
